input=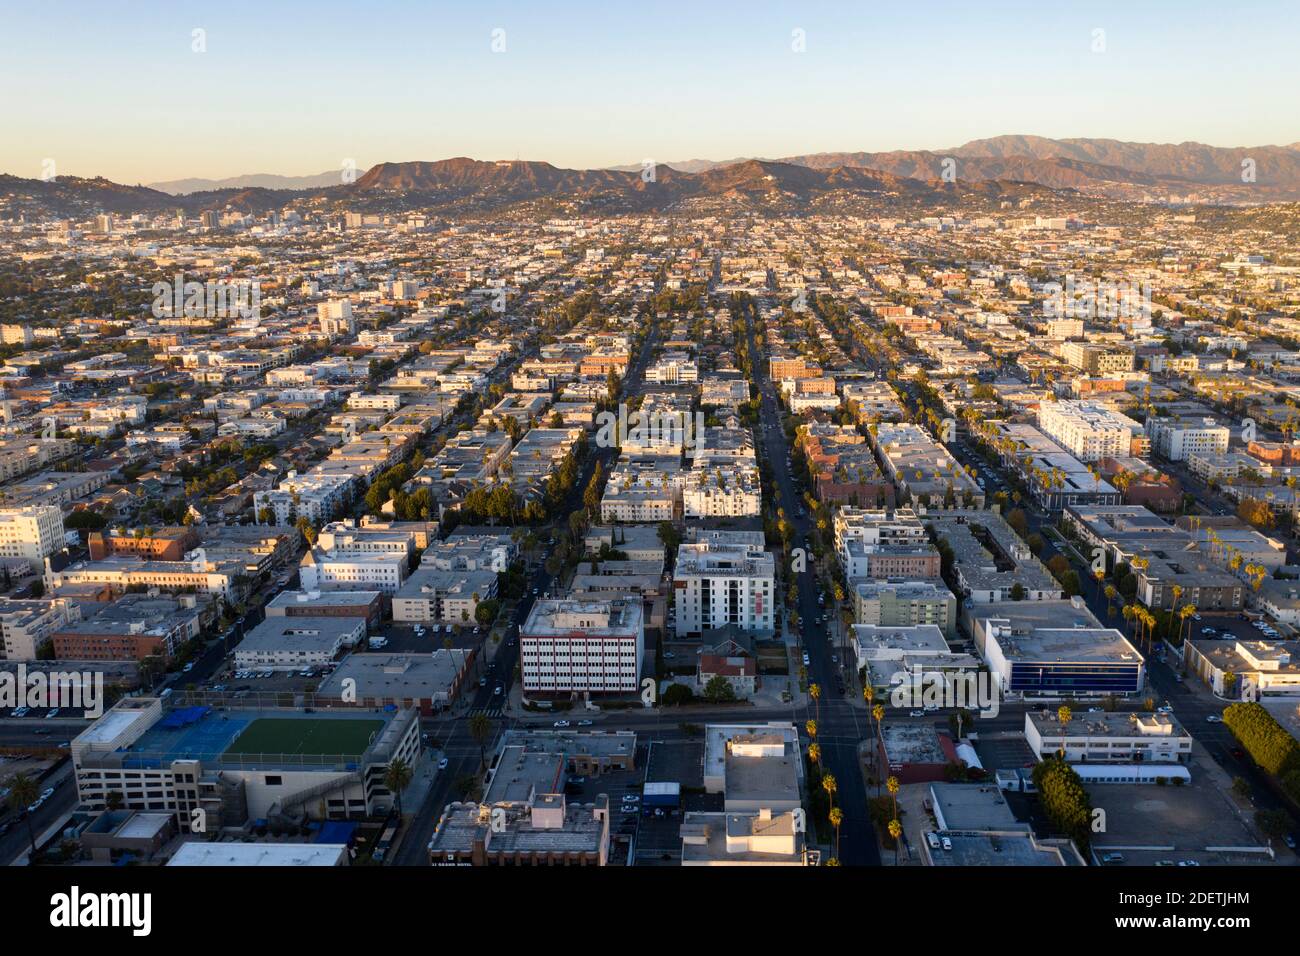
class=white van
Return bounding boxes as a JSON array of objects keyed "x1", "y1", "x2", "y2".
[{"x1": 926, "y1": 832, "x2": 941, "y2": 850}]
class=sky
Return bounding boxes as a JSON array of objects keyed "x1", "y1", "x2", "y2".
[{"x1": 1, "y1": 0, "x2": 1297, "y2": 184}]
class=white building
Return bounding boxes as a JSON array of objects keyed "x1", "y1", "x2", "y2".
[
  {"x1": 234, "y1": 616, "x2": 365, "y2": 670},
  {"x1": 298, "y1": 548, "x2": 409, "y2": 595},
  {"x1": 254, "y1": 471, "x2": 355, "y2": 527},
  {"x1": 391, "y1": 567, "x2": 498, "y2": 624},
  {"x1": 682, "y1": 462, "x2": 761, "y2": 518},
  {"x1": 318, "y1": 299, "x2": 355, "y2": 338},
  {"x1": 1145, "y1": 416, "x2": 1230, "y2": 462},
  {"x1": 519, "y1": 598, "x2": 643, "y2": 695},
  {"x1": 1037, "y1": 401, "x2": 1144, "y2": 462},
  {"x1": 1024, "y1": 710, "x2": 1193, "y2": 766},
  {"x1": 0, "y1": 597, "x2": 80, "y2": 660},
  {"x1": 0, "y1": 505, "x2": 65, "y2": 573},
  {"x1": 673, "y1": 539, "x2": 775, "y2": 637}
]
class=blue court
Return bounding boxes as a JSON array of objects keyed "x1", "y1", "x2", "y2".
[{"x1": 123, "y1": 710, "x2": 253, "y2": 768}]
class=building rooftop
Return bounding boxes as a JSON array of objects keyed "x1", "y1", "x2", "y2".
[
  {"x1": 316, "y1": 650, "x2": 473, "y2": 702},
  {"x1": 168, "y1": 842, "x2": 348, "y2": 866}
]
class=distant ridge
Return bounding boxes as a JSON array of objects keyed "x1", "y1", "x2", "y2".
[
  {"x1": 8, "y1": 134, "x2": 1300, "y2": 218},
  {"x1": 147, "y1": 171, "x2": 343, "y2": 195}
]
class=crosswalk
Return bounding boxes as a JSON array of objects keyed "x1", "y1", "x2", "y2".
[{"x1": 463, "y1": 705, "x2": 505, "y2": 719}]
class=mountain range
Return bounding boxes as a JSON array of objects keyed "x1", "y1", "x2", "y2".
[
  {"x1": 4, "y1": 136, "x2": 1300, "y2": 219},
  {"x1": 146, "y1": 171, "x2": 343, "y2": 194},
  {"x1": 619, "y1": 136, "x2": 1300, "y2": 200}
]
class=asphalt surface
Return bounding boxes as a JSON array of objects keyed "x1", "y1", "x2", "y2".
[{"x1": 743, "y1": 308, "x2": 881, "y2": 866}]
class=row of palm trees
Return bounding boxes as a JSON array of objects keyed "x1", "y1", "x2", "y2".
[{"x1": 807, "y1": 686, "x2": 903, "y2": 865}]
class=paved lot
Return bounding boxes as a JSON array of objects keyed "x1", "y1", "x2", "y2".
[{"x1": 1088, "y1": 750, "x2": 1280, "y2": 866}]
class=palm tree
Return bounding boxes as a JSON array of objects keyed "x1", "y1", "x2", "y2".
[
  {"x1": 5, "y1": 773, "x2": 40, "y2": 863},
  {"x1": 808, "y1": 741, "x2": 822, "y2": 773},
  {"x1": 1057, "y1": 705, "x2": 1072, "y2": 758},
  {"x1": 468, "y1": 713, "x2": 494, "y2": 771},
  {"x1": 863, "y1": 685, "x2": 877, "y2": 770},
  {"x1": 809, "y1": 682, "x2": 821, "y2": 723},
  {"x1": 1142, "y1": 609, "x2": 1158, "y2": 654},
  {"x1": 383, "y1": 758, "x2": 414, "y2": 816},
  {"x1": 828, "y1": 805, "x2": 843, "y2": 861},
  {"x1": 1179, "y1": 604, "x2": 1197, "y2": 645},
  {"x1": 888, "y1": 818, "x2": 903, "y2": 864},
  {"x1": 872, "y1": 704, "x2": 886, "y2": 795},
  {"x1": 822, "y1": 772, "x2": 838, "y2": 809}
]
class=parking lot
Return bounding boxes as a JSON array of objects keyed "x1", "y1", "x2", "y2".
[
  {"x1": 205, "y1": 662, "x2": 335, "y2": 701},
  {"x1": 562, "y1": 746, "x2": 649, "y2": 861},
  {"x1": 1088, "y1": 753, "x2": 1281, "y2": 866},
  {"x1": 375, "y1": 621, "x2": 486, "y2": 654}
]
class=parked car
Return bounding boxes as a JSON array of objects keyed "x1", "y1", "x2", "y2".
[{"x1": 553, "y1": 720, "x2": 571, "y2": 728}]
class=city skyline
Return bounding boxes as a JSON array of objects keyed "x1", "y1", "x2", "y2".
[{"x1": 2, "y1": 0, "x2": 1297, "y2": 183}]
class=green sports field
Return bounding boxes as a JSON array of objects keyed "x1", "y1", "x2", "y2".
[{"x1": 222, "y1": 717, "x2": 385, "y2": 758}]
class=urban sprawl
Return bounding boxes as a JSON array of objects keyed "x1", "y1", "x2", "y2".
[{"x1": 4, "y1": 198, "x2": 1300, "y2": 870}]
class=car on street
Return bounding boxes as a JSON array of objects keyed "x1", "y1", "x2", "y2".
[
  {"x1": 1206, "y1": 715, "x2": 1222, "y2": 723},
  {"x1": 553, "y1": 720, "x2": 570, "y2": 728},
  {"x1": 437, "y1": 757, "x2": 449, "y2": 771}
]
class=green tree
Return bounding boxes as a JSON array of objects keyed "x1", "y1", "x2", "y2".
[
  {"x1": 383, "y1": 758, "x2": 414, "y2": 816},
  {"x1": 702, "y1": 674, "x2": 737, "y2": 703}
]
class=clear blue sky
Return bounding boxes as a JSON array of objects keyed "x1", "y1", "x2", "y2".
[{"x1": 2, "y1": 0, "x2": 1297, "y2": 183}]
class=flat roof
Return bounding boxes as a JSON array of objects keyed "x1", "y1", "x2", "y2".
[
  {"x1": 266, "y1": 590, "x2": 380, "y2": 610},
  {"x1": 238, "y1": 616, "x2": 362, "y2": 654},
  {"x1": 930, "y1": 782, "x2": 1025, "y2": 831},
  {"x1": 988, "y1": 625, "x2": 1143, "y2": 665},
  {"x1": 167, "y1": 842, "x2": 347, "y2": 866},
  {"x1": 483, "y1": 745, "x2": 565, "y2": 805}
]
